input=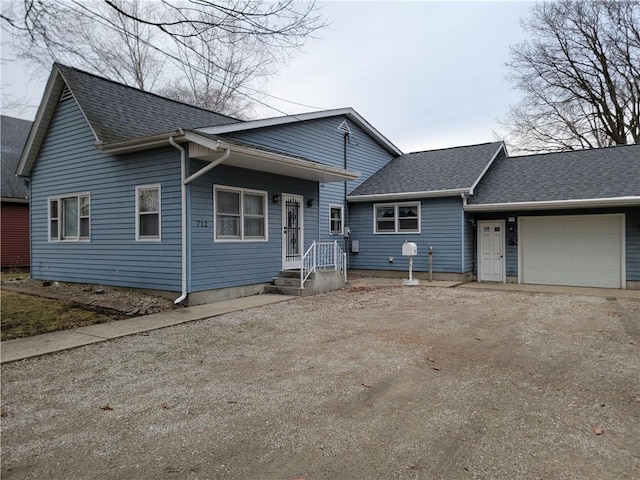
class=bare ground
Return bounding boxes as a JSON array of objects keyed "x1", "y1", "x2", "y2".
[
  {"x1": 1, "y1": 285, "x2": 639, "y2": 480},
  {"x1": 1, "y1": 277, "x2": 176, "y2": 316}
]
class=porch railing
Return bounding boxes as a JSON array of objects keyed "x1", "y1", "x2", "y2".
[{"x1": 300, "y1": 241, "x2": 347, "y2": 288}]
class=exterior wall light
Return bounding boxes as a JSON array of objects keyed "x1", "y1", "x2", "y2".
[
  {"x1": 272, "y1": 194, "x2": 280, "y2": 204},
  {"x1": 307, "y1": 198, "x2": 314, "y2": 207}
]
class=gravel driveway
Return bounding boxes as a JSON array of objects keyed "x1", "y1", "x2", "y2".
[{"x1": 2, "y1": 286, "x2": 639, "y2": 479}]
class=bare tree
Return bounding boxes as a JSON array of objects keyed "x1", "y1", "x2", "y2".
[
  {"x1": 1, "y1": 0, "x2": 326, "y2": 116},
  {"x1": 500, "y1": 0, "x2": 639, "y2": 153},
  {"x1": 158, "y1": 11, "x2": 272, "y2": 118}
]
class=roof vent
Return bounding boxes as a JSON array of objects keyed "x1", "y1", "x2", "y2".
[
  {"x1": 59, "y1": 86, "x2": 73, "y2": 102},
  {"x1": 337, "y1": 120, "x2": 351, "y2": 136}
]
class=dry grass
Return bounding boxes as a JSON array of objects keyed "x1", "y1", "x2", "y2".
[{"x1": 0, "y1": 290, "x2": 116, "y2": 341}]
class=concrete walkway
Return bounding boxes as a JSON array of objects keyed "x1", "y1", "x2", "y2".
[{"x1": 1, "y1": 294, "x2": 293, "y2": 364}]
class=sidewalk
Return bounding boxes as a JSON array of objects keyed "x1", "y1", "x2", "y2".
[{"x1": 1, "y1": 294, "x2": 293, "y2": 364}]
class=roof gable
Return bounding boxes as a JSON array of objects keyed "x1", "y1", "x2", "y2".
[
  {"x1": 468, "y1": 144, "x2": 640, "y2": 206},
  {"x1": 56, "y1": 65, "x2": 238, "y2": 145},
  {"x1": 1, "y1": 115, "x2": 32, "y2": 200},
  {"x1": 17, "y1": 63, "x2": 240, "y2": 176},
  {"x1": 348, "y1": 141, "x2": 505, "y2": 199}
]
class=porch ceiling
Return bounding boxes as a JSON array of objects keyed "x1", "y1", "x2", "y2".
[{"x1": 187, "y1": 134, "x2": 359, "y2": 183}]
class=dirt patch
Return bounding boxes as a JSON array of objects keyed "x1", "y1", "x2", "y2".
[
  {"x1": 1, "y1": 277, "x2": 176, "y2": 316},
  {"x1": 1, "y1": 287, "x2": 639, "y2": 479}
]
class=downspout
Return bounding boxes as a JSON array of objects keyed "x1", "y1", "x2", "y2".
[
  {"x1": 169, "y1": 136, "x2": 188, "y2": 305},
  {"x1": 170, "y1": 137, "x2": 230, "y2": 305},
  {"x1": 184, "y1": 149, "x2": 230, "y2": 185},
  {"x1": 461, "y1": 192, "x2": 468, "y2": 274},
  {"x1": 343, "y1": 133, "x2": 349, "y2": 267}
]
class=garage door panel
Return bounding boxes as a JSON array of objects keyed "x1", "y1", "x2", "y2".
[{"x1": 521, "y1": 215, "x2": 622, "y2": 288}]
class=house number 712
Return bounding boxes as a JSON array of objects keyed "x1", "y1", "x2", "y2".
[{"x1": 196, "y1": 220, "x2": 209, "y2": 227}]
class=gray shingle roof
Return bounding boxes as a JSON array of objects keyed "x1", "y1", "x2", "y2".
[
  {"x1": 58, "y1": 64, "x2": 239, "y2": 144},
  {"x1": 468, "y1": 144, "x2": 640, "y2": 204},
  {"x1": 1, "y1": 116, "x2": 32, "y2": 200},
  {"x1": 349, "y1": 141, "x2": 505, "y2": 196}
]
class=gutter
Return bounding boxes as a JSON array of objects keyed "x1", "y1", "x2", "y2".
[
  {"x1": 348, "y1": 188, "x2": 469, "y2": 202},
  {"x1": 464, "y1": 196, "x2": 640, "y2": 212},
  {"x1": 99, "y1": 132, "x2": 185, "y2": 154}
]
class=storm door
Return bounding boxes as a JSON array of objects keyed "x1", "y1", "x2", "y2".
[{"x1": 282, "y1": 194, "x2": 303, "y2": 269}]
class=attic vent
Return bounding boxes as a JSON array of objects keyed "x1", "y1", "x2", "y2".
[
  {"x1": 337, "y1": 120, "x2": 351, "y2": 136},
  {"x1": 59, "y1": 86, "x2": 73, "y2": 102}
]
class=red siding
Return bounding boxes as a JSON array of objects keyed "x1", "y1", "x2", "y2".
[{"x1": 1, "y1": 203, "x2": 30, "y2": 267}]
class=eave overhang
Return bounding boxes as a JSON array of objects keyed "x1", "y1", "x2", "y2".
[
  {"x1": 347, "y1": 188, "x2": 469, "y2": 203},
  {"x1": 464, "y1": 196, "x2": 640, "y2": 212},
  {"x1": 185, "y1": 132, "x2": 359, "y2": 183},
  {"x1": 100, "y1": 130, "x2": 359, "y2": 183}
]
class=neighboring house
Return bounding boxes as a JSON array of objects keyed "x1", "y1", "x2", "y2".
[
  {"x1": 17, "y1": 64, "x2": 398, "y2": 304},
  {"x1": 1, "y1": 115, "x2": 33, "y2": 268},
  {"x1": 17, "y1": 63, "x2": 640, "y2": 296}
]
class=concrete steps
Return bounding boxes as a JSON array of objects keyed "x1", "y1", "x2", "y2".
[
  {"x1": 265, "y1": 270, "x2": 315, "y2": 296},
  {"x1": 266, "y1": 269, "x2": 347, "y2": 296}
]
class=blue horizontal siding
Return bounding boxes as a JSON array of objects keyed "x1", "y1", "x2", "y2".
[
  {"x1": 221, "y1": 116, "x2": 395, "y2": 244},
  {"x1": 471, "y1": 207, "x2": 640, "y2": 282},
  {"x1": 30, "y1": 98, "x2": 183, "y2": 291},
  {"x1": 350, "y1": 197, "x2": 465, "y2": 273},
  {"x1": 188, "y1": 162, "x2": 319, "y2": 292},
  {"x1": 627, "y1": 208, "x2": 640, "y2": 281}
]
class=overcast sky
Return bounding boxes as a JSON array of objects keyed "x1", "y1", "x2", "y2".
[{"x1": 1, "y1": 0, "x2": 534, "y2": 153}]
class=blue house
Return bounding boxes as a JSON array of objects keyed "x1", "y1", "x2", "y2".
[
  {"x1": 348, "y1": 143, "x2": 640, "y2": 289},
  {"x1": 17, "y1": 64, "x2": 639, "y2": 301},
  {"x1": 17, "y1": 64, "x2": 399, "y2": 304}
]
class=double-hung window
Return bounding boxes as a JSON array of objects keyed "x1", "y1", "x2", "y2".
[
  {"x1": 49, "y1": 193, "x2": 90, "y2": 241},
  {"x1": 374, "y1": 202, "x2": 420, "y2": 234},
  {"x1": 329, "y1": 205, "x2": 344, "y2": 235},
  {"x1": 214, "y1": 186, "x2": 267, "y2": 241},
  {"x1": 136, "y1": 184, "x2": 161, "y2": 241}
]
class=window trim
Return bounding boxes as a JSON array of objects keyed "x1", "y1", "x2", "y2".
[
  {"x1": 48, "y1": 193, "x2": 91, "y2": 242},
  {"x1": 213, "y1": 185, "x2": 269, "y2": 243},
  {"x1": 329, "y1": 204, "x2": 344, "y2": 236},
  {"x1": 135, "y1": 184, "x2": 162, "y2": 242},
  {"x1": 373, "y1": 201, "x2": 421, "y2": 234}
]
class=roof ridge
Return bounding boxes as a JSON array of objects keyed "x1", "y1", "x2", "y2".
[
  {"x1": 507, "y1": 143, "x2": 640, "y2": 160},
  {"x1": 54, "y1": 62, "x2": 241, "y2": 123},
  {"x1": 404, "y1": 141, "x2": 502, "y2": 156}
]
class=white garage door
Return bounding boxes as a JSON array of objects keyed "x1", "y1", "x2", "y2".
[{"x1": 520, "y1": 214, "x2": 623, "y2": 288}]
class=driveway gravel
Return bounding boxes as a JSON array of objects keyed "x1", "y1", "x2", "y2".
[{"x1": 1, "y1": 285, "x2": 639, "y2": 479}]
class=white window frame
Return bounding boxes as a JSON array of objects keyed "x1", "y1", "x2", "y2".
[
  {"x1": 213, "y1": 185, "x2": 268, "y2": 242},
  {"x1": 48, "y1": 193, "x2": 91, "y2": 242},
  {"x1": 373, "y1": 202, "x2": 421, "y2": 234},
  {"x1": 136, "y1": 184, "x2": 161, "y2": 242},
  {"x1": 329, "y1": 204, "x2": 344, "y2": 236}
]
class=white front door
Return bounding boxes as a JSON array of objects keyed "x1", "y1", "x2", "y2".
[
  {"x1": 478, "y1": 221, "x2": 505, "y2": 282},
  {"x1": 282, "y1": 194, "x2": 303, "y2": 270}
]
